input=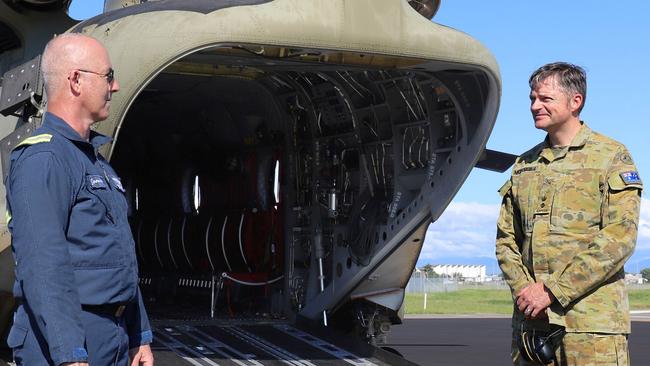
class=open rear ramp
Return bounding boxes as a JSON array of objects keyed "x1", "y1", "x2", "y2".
[{"x1": 151, "y1": 321, "x2": 415, "y2": 366}]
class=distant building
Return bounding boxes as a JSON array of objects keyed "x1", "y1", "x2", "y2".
[
  {"x1": 432, "y1": 264, "x2": 486, "y2": 282},
  {"x1": 625, "y1": 273, "x2": 645, "y2": 285}
]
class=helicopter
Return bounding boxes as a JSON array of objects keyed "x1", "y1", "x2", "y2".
[{"x1": 0, "y1": 0, "x2": 514, "y2": 363}]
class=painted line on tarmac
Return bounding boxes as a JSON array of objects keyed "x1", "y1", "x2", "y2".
[
  {"x1": 404, "y1": 314, "x2": 510, "y2": 319},
  {"x1": 631, "y1": 310, "x2": 650, "y2": 322}
]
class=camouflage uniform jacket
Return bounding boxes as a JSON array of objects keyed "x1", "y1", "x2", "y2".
[{"x1": 496, "y1": 123, "x2": 643, "y2": 333}]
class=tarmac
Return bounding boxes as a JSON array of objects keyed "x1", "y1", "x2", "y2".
[
  {"x1": 2, "y1": 313, "x2": 649, "y2": 365},
  {"x1": 388, "y1": 315, "x2": 650, "y2": 365}
]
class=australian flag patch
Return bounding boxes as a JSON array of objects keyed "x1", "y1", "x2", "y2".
[{"x1": 620, "y1": 171, "x2": 642, "y2": 185}]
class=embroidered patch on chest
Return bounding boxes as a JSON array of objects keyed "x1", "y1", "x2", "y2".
[
  {"x1": 620, "y1": 171, "x2": 641, "y2": 185},
  {"x1": 88, "y1": 175, "x2": 108, "y2": 189},
  {"x1": 111, "y1": 176, "x2": 125, "y2": 192},
  {"x1": 514, "y1": 166, "x2": 537, "y2": 175}
]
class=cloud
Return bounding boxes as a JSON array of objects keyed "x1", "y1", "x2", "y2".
[
  {"x1": 421, "y1": 198, "x2": 650, "y2": 268},
  {"x1": 638, "y1": 198, "x2": 650, "y2": 250},
  {"x1": 421, "y1": 202, "x2": 499, "y2": 262}
]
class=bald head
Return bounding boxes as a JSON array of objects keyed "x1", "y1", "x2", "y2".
[
  {"x1": 40, "y1": 33, "x2": 119, "y2": 137},
  {"x1": 41, "y1": 34, "x2": 109, "y2": 98}
]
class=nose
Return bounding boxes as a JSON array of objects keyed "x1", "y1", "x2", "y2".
[
  {"x1": 111, "y1": 77, "x2": 120, "y2": 93},
  {"x1": 530, "y1": 98, "x2": 542, "y2": 113}
]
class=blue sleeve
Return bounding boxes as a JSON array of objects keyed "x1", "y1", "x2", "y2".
[
  {"x1": 125, "y1": 286, "x2": 153, "y2": 349},
  {"x1": 9, "y1": 151, "x2": 88, "y2": 364}
]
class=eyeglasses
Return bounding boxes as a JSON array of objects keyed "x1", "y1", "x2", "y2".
[{"x1": 77, "y1": 68, "x2": 115, "y2": 84}]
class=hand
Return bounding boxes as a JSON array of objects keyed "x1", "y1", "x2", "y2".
[
  {"x1": 516, "y1": 282, "x2": 555, "y2": 319},
  {"x1": 129, "y1": 344, "x2": 154, "y2": 366}
]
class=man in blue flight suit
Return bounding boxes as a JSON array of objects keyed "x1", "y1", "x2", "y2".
[{"x1": 5, "y1": 34, "x2": 154, "y2": 365}]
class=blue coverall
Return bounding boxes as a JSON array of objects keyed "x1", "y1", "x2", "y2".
[{"x1": 5, "y1": 113, "x2": 152, "y2": 365}]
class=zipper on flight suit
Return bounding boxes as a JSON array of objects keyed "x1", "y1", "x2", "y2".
[{"x1": 94, "y1": 150, "x2": 116, "y2": 224}]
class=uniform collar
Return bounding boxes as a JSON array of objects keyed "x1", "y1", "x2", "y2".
[
  {"x1": 42, "y1": 112, "x2": 112, "y2": 150},
  {"x1": 539, "y1": 122, "x2": 591, "y2": 162},
  {"x1": 567, "y1": 121, "x2": 591, "y2": 148}
]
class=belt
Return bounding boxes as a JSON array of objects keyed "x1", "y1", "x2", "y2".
[{"x1": 81, "y1": 303, "x2": 129, "y2": 318}]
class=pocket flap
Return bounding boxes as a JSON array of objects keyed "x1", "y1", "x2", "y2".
[
  {"x1": 6, "y1": 325, "x2": 27, "y2": 348},
  {"x1": 498, "y1": 180, "x2": 512, "y2": 197}
]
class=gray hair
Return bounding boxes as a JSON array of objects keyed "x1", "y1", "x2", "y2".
[
  {"x1": 40, "y1": 33, "x2": 95, "y2": 97},
  {"x1": 529, "y1": 62, "x2": 587, "y2": 114}
]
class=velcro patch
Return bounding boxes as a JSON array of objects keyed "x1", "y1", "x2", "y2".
[
  {"x1": 87, "y1": 175, "x2": 107, "y2": 189},
  {"x1": 620, "y1": 171, "x2": 641, "y2": 185}
]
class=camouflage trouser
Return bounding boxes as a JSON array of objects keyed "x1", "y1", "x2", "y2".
[{"x1": 511, "y1": 331, "x2": 629, "y2": 366}]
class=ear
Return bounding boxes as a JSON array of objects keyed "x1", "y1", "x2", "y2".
[
  {"x1": 570, "y1": 93, "x2": 583, "y2": 114},
  {"x1": 68, "y1": 70, "x2": 82, "y2": 94}
]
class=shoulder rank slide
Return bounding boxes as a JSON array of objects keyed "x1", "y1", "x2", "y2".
[
  {"x1": 620, "y1": 171, "x2": 641, "y2": 185},
  {"x1": 14, "y1": 134, "x2": 53, "y2": 149}
]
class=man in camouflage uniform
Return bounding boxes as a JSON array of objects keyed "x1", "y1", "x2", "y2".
[{"x1": 496, "y1": 62, "x2": 643, "y2": 365}]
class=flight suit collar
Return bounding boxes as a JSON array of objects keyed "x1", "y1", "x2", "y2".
[
  {"x1": 42, "y1": 112, "x2": 112, "y2": 150},
  {"x1": 539, "y1": 122, "x2": 591, "y2": 162}
]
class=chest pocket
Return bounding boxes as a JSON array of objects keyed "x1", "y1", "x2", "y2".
[
  {"x1": 85, "y1": 174, "x2": 116, "y2": 224},
  {"x1": 550, "y1": 168, "x2": 603, "y2": 233},
  {"x1": 512, "y1": 171, "x2": 543, "y2": 233}
]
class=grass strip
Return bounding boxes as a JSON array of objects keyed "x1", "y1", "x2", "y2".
[{"x1": 405, "y1": 288, "x2": 650, "y2": 315}]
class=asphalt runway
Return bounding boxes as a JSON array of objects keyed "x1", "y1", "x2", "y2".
[
  {"x1": 3, "y1": 316, "x2": 649, "y2": 365},
  {"x1": 385, "y1": 317, "x2": 650, "y2": 366}
]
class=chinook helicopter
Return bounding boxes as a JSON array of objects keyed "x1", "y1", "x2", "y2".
[{"x1": 0, "y1": 0, "x2": 515, "y2": 364}]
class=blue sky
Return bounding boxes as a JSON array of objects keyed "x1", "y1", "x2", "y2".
[
  {"x1": 68, "y1": 1, "x2": 650, "y2": 273},
  {"x1": 427, "y1": 1, "x2": 650, "y2": 273}
]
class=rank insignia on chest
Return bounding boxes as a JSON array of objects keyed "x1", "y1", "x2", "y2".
[
  {"x1": 88, "y1": 175, "x2": 108, "y2": 189},
  {"x1": 620, "y1": 171, "x2": 641, "y2": 185}
]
